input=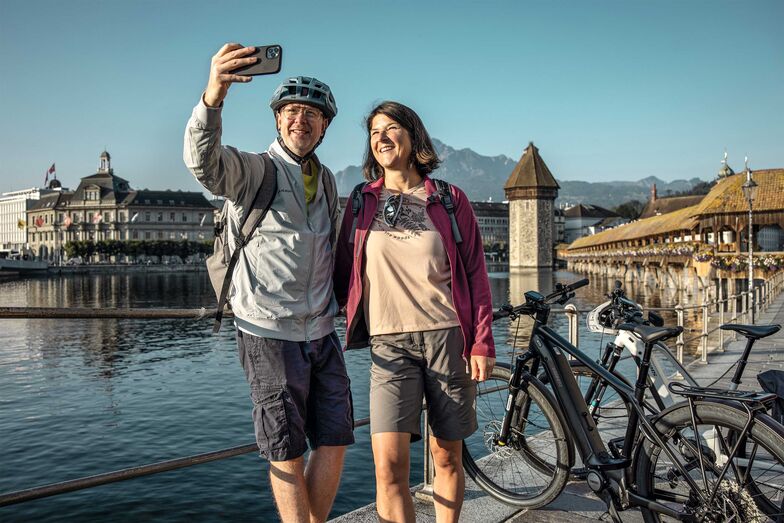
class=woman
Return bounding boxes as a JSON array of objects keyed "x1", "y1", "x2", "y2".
[{"x1": 334, "y1": 101, "x2": 495, "y2": 523}]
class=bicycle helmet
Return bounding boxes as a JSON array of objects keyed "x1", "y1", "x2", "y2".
[
  {"x1": 586, "y1": 300, "x2": 618, "y2": 335},
  {"x1": 269, "y1": 76, "x2": 337, "y2": 119}
]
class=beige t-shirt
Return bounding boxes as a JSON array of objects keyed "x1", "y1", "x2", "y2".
[{"x1": 362, "y1": 184, "x2": 459, "y2": 336}]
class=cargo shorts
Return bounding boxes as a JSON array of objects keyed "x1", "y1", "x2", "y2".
[
  {"x1": 369, "y1": 326, "x2": 477, "y2": 442},
  {"x1": 237, "y1": 330, "x2": 355, "y2": 462}
]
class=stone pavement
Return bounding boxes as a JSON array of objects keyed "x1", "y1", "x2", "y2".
[{"x1": 332, "y1": 294, "x2": 784, "y2": 522}]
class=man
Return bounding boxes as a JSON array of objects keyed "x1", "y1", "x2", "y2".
[{"x1": 184, "y1": 43, "x2": 353, "y2": 523}]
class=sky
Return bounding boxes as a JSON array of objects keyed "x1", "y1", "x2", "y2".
[{"x1": 0, "y1": 0, "x2": 781, "y2": 197}]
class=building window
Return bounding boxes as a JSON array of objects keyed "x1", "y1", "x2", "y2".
[
  {"x1": 169, "y1": 212, "x2": 175, "y2": 221},
  {"x1": 145, "y1": 212, "x2": 151, "y2": 222},
  {"x1": 104, "y1": 212, "x2": 111, "y2": 223},
  {"x1": 157, "y1": 212, "x2": 163, "y2": 222},
  {"x1": 118, "y1": 212, "x2": 125, "y2": 222},
  {"x1": 157, "y1": 231, "x2": 164, "y2": 239},
  {"x1": 145, "y1": 232, "x2": 151, "y2": 240},
  {"x1": 132, "y1": 230, "x2": 139, "y2": 239},
  {"x1": 181, "y1": 213, "x2": 187, "y2": 222}
]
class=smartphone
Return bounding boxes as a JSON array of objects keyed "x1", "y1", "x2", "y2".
[{"x1": 232, "y1": 44, "x2": 283, "y2": 76}]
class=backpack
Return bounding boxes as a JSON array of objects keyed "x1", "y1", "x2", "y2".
[
  {"x1": 206, "y1": 153, "x2": 339, "y2": 333},
  {"x1": 348, "y1": 178, "x2": 463, "y2": 244},
  {"x1": 207, "y1": 152, "x2": 277, "y2": 333}
]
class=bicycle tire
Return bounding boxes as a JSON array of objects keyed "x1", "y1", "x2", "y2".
[
  {"x1": 462, "y1": 364, "x2": 571, "y2": 508},
  {"x1": 635, "y1": 399, "x2": 784, "y2": 522}
]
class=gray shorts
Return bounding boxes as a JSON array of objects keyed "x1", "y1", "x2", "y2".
[
  {"x1": 369, "y1": 326, "x2": 477, "y2": 442},
  {"x1": 237, "y1": 330, "x2": 355, "y2": 461}
]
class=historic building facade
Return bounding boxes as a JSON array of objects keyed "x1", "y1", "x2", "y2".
[
  {"x1": 0, "y1": 186, "x2": 65, "y2": 253},
  {"x1": 26, "y1": 151, "x2": 215, "y2": 262},
  {"x1": 504, "y1": 142, "x2": 560, "y2": 268}
]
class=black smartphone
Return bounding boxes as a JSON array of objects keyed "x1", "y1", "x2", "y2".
[{"x1": 232, "y1": 44, "x2": 283, "y2": 76}]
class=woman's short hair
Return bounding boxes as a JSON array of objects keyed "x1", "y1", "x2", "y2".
[{"x1": 361, "y1": 101, "x2": 441, "y2": 181}]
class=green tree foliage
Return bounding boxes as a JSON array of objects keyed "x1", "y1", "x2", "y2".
[
  {"x1": 63, "y1": 240, "x2": 208, "y2": 263},
  {"x1": 613, "y1": 200, "x2": 646, "y2": 220}
]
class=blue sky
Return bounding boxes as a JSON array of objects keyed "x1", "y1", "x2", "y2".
[{"x1": 0, "y1": 0, "x2": 781, "y2": 196}]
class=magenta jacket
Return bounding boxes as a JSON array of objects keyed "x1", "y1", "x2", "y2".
[{"x1": 333, "y1": 176, "x2": 495, "y2": 359}]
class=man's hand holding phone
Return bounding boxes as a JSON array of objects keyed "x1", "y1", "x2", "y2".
[
  {"x1": 203, "y1": 43, "x2": 282, "y2": 108},
  {"x1": 204, "y1": 44, "x2": 258, "y2": 108}
]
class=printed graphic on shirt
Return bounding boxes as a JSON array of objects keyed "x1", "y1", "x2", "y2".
[{"x1": 374, "y1": 198, "x2": 428, "y2": 241}]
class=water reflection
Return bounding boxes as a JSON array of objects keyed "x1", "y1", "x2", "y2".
[{"x1": 0, "y1": 269, "x2": 709, "y2": 522}]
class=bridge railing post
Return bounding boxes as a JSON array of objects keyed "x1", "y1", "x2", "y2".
[
  {"x1": 675, "y1": 304, "x2": 684, "y2": 365},
  {"x1": 718, "y1": 279, "x2": 725, "y2": 352},
  {"x1": 416, "y1": 409, "x2": 435, "y2": 502},
  {"x1": 565, "y1": 304, "x2": 579, "y2": 351},
  {"x1": 700, "y1": 289, "x2": 709, "y2": 363}
]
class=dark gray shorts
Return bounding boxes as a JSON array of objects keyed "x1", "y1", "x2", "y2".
[
  {"x1": 369, "y1": 326, "x2": 477, "y2": 442},
  {"x1": 237, "y1": 330, "x2": 354, "y2": 461}
]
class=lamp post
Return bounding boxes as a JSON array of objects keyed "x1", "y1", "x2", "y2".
[{"x1": 741, "y1": 157, "x2": 758, "y2": 323}]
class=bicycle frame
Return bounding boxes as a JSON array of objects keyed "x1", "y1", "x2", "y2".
[{"x1": 503, "y1": 304, "x2": 715, "y2": 519}]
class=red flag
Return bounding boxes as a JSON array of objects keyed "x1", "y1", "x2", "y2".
[
  {"x1": 63, "y1": 215, "x2": 72, "y2": 227},
  {"x1": 44, "y1": 163, "x2": 55, "y2": 184},
  {"x1": 92, "y1": 211, "x2": 103, "y2": 224},
  {"x1": 35, "y1": 216, "x2": 44, "y2": 227}
]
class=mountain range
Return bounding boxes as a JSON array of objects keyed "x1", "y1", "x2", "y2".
[{"x1": 333, "y1": 139, "x2": 703, "y2": 208}]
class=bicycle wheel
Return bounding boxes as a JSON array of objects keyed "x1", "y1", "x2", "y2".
[
  {"x1": 463, "y1": 363, "x2": 570, "y2": 508},
  {"x1": 635, "y1": 400, "x2": 784, "y2": 522}
]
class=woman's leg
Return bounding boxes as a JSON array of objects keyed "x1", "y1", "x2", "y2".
[
  {"x1": 428, "y1": 437, "x2": 464, "y2": 523},
  {"x1": 372, "y1": 432, "x2": 415, "y2": 523}
]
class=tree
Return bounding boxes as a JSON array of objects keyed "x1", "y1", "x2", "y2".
[{"x1": 612, "y1": 200, "x2": 646, "y2": 220}]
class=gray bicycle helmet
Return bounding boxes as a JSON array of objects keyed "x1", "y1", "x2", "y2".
[{"x1": 269, "y1": 76, "x2": 337, "y2": 119}]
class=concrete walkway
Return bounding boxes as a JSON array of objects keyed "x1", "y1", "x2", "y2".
[{"x1": 332, "y1": 294, "x2": 784, "y2": 522}]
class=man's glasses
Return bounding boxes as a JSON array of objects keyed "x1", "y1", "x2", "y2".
[
  {"x1": 383, "y1": 194, "x2": 403, "y2": 227},
  {"x1": 281, "y1": 105, "x2": 323, "y2": 121}
]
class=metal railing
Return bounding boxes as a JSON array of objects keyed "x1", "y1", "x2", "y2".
[
  {"x1": 551, "y1": 271, "x2": 784, "y2": 365},
  {"x1": 3, "y1": 271, "x2": 784, "y2": 508}
]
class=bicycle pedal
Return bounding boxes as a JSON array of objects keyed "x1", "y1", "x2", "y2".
[{"x1": 587, "y1": 451, "x2": 630, "y2": 471}]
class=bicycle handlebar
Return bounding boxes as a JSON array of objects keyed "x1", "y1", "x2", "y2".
[{"x1": 492, "y1": 278, "x2": 590, "y2": 321}]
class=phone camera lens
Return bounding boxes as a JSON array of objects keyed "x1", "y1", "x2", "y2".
[{"x1": 266, "y1": 47, "x2": 281, "y2": 59}]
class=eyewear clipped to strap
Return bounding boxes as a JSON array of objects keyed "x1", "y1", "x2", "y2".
[{"x1": 383, "y1": 194, "x2": 403, "y2": 227}]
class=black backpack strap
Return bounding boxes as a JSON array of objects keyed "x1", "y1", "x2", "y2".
[
  {"x1": 432, "y1": 179, "x2": 463, "y2": 244},
  {"x1": 213, "y1": 152, "x2": 278, "y2": 333},
  {"x1": 348, "y1": 182, "x2": 367, "y2": 245}
]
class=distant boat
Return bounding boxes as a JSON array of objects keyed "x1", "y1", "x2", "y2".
[{"x1": 0, "y1": 258, "x2": 48, "y2": 274}]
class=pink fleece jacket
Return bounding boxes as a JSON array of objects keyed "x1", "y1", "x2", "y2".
[{"x1": 334, "y1": 176, "x2": 495, "y2": 359}]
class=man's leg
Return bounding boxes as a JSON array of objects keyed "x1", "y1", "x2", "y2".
[
  {"x1": 372, "y1": 432, "x2": 416, "y2": 523},
  {"x1": 269, "y1": 456, "x2": 310, "y2": 523},
  {"x1": 304, "y1": 445, "x2": 347, "y2": 522},
  {"x1": 305, "y1": 332, "x2": 355, "y2": 521},
  {"x1": 429, "y1": 437, "x2": 464, "y2": 523}
]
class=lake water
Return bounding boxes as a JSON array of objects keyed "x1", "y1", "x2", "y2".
[{"x1": 0, "y1": 270, "x2": 704, "y2": 522}]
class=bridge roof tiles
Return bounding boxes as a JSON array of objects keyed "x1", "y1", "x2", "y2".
[
  {"x1": 568, "y1": 169, "x2": 784, "y2": 251},
  {"x1": 688, "y1": 169, "x2": 784, "y2": 216}
]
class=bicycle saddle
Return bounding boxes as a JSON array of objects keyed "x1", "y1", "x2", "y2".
[
  {"x1": 617, "y1": 323, "x2": 683, "y2": 344},
  {"x1": 720, "y1": 323, "x2": 781, "y2": 340}
]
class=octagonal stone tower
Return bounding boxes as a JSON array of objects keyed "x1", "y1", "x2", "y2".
[{"x1": 504, "y1": 142, "x2": 560, "y2": 268}]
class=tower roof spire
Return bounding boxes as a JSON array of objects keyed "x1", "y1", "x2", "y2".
[{"x1": 504, "y1": 142, "x2": 559, "y2": 200}]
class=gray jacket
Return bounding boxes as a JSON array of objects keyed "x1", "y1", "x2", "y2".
[{"x1": 184, "y1": 99, "x2": 339, "y2": 341}]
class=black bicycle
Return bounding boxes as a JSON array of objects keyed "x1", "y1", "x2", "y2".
[{"x1": 462, "y1": 278, "x2": 784, "y2": 521}]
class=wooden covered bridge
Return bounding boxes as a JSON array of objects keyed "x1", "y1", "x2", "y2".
[{"x1": 565, "y1": 169, "x2": 784, "y2": 293}]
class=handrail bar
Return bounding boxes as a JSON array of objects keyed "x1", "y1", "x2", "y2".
[
  {"x1": 0, "y1": 417, "x2": 369, "y2": 507},
  {"x1": 0, "y1": 307, "x2": 225, "y2": 320}
]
